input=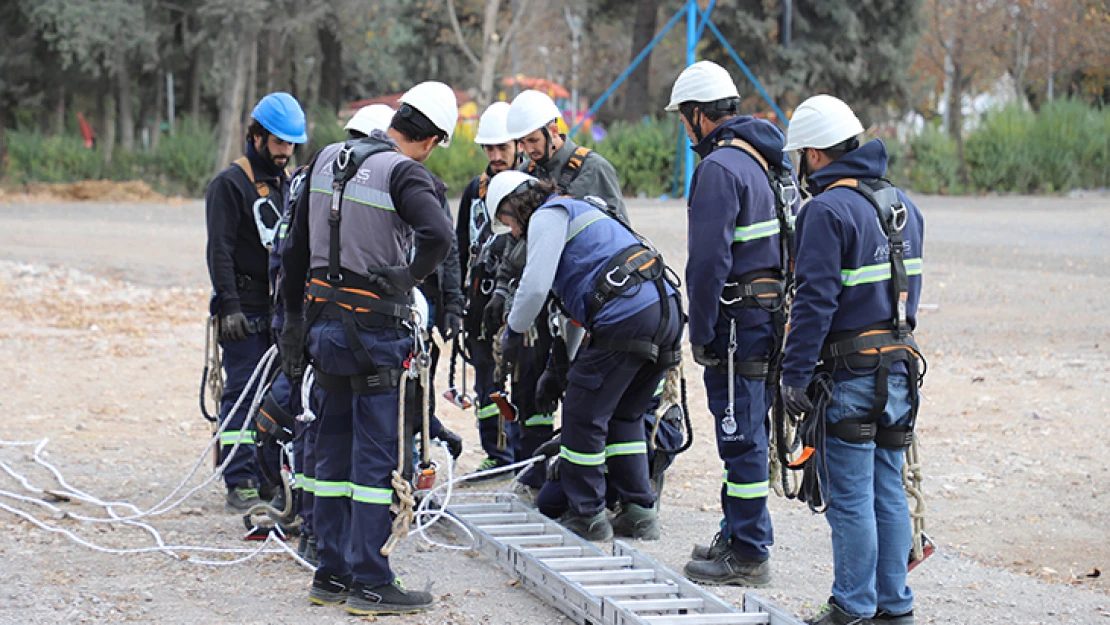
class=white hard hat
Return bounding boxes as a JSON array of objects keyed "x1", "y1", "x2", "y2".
[
  {"x1": 506, "y1": 90, "x2": 562, "y2": 140},
  {"x1": 485, "y1": 170, "x2": 538, "y2": 235},
  {"x1": 474, "y1": 101, "x2": 514, "y2": 145},
  {"x1": 665, "y1": 60, "x2": 740, "y2": 112},
  {"x1": 784, "y1": 94, "x2": 864, "y2": 151},
  {"x1": 344, "y1": 104, "x2": 395, "y2": 136},
  {"x1": 399, "y1": 81, "x2": 460, "y2": 147}
]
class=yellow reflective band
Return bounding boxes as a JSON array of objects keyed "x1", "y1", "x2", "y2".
[
  {"x1": 654, "y1": 378, "x2": 666, "y2": 397},
  {"x1": 298, "y1": 476, "x2": 316, "y2": 494},
  {"x1": 841, "y1": 258, "x2": 923, "y2": 287},
  {"x1": 524, "y1": 413, "x2": 555, "y2": 427},
  {"x1": 723, "y1": 472, "x2": 769, "y2": 499},
  {"x1": 351, "y1": 485, "x2": 393, "y2": 505},
  {"x1": 560, "y1": 446, "x2": 606, "y2": 466},
  {"x1": 477, "y1": 403, "x2": 500, "y2": 419},
  {"x1": 220, "y1": 430, "x2": 256, "y2": 446},
  {"x1": 314, "y1": 480, "x2": 352, "y2": 498},
  {"x1": 605, "y1": 441, "x2": 647, "y2": 457},
  {"x1": 733, "y1": 219, "x2": 780, "y2": 242}
]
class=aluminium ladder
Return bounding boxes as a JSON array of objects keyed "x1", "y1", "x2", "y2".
[{"x1": 443, "y1": 492, "x2": 804, "y2": 625}]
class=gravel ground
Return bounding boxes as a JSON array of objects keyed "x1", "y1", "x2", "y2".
[{"x1": 0, "y1": 194, "x2": 1107, "y2": 624}]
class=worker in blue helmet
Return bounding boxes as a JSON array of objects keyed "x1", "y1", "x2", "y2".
[{"x1": 205, "y1": 91, "x2": 308, "y2": 514}]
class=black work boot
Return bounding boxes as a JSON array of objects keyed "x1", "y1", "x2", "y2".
[
  {"x1": 611, "y1": 503, "x2": 661, "y2": 540},
  {"x1": 873, "y1": 608, "x2": 914, "y2": 625},
  {"x1": 559, "y1": 510, "x2": 613, "y2": 541},
  {"x1": 806, "y1": 598, "x2": 871, "y2": 625},
  {"x1": 225, "y1": 479, "x2": 263, "y2": 513},
  {"x1": 345, "y1": 578, "x2": 434, "y2": 615},
  {"x1": 690, "y1": 530, "x2": 729, "y2": 561},
  {"x1": 297, "y1": 533, "x2": 319, "y2": 567},
  {"x1": 683, "y1": 549, "x2": 771, "y2": 587},
  {"x1": 308, "y1": 570, "x2": 351, "y2": 606}
]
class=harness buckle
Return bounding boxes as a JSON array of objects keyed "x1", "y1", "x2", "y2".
[
  {"x1": 774, "y1": 178, "x2": 799, "y2": 211},
  {"x1": 336, "y1": 146, "x2": 352, "y2": 171},
  {"x1": 605, "y1": 266, "x2": 631, "y2": 288},
  {"x1": 890, "y1": 201, "x2": 908, "y2": 233},
  {"x1": 480, "y1": 278, "x2": 495, "y2": 296}
]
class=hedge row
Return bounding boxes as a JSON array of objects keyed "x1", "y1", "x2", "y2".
[{"x1": 4, "y1": 100, "x2": 1106, "y2": 198}]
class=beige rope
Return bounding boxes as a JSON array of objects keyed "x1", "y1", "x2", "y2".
[
  {"x1": 382, "y1": 365, "x2": 419, "y2": 557},
  {"x1": 903, "y1": 433, "x2": 927, "y2": 563}
]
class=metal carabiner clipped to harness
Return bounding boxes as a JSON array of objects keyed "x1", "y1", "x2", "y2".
[{"x1": 605, "y1": 266, "x2": 631, "y2": 288}]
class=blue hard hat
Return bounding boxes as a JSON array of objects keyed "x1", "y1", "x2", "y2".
[{"x1": 251, "y1": 92, "x2": 308, "y2": 144}]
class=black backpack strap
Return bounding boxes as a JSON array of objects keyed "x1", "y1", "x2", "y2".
[
  {"x1": 557, "y1": 146, "x2": 593, "y2": 192},
  {"x1": 325, "y1": 139, "x2": 397, "y2": 281}
]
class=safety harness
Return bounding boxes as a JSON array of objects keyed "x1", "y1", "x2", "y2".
[
  {"x1": 527, "y1": 145, "x2": 593, "y2": 194},
  {"x1": 712, "y1": 137, "x2": 798, "y2": 375},
  {"x1": 232, "y1": 156, "x2": 284, "y2": 251},
  {"x1": 580, "y1": 200, "x2": 685, "y2": 367},
  {"x1": 817, "y1": 178, "x2": 925, "y2": 448},
  {"x1": 302, "y1": 141, "x2": 412, "y2": 395}
]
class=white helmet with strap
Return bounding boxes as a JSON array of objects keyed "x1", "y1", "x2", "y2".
[
  {"x1": 474, "y1": 101, "x2": 514, "y2": 145},
  {"x1": 344, "y1": 104, "x2": 396, "y2": 136},
  {"x1": 485, "y1": 170, "x2": 538, "y2": 235},
  {"x1": 506, "y1": 90, "x2": 562, "y2": 140},
  {"x1": 784, "y1": 94, "x2": 864, "y2": 151},
  {"x1": 665, "y1": 60, "x2": 740, "y2": 111},
  {"x1": 399, "y1": 81, "x2": 460, "y2": 147}
]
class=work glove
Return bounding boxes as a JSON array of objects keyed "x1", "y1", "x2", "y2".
[
  {"x1": 534, "y1": 433, "x2": 562, "y2": 460},
  {"x1": 220, "y1": 311, "x2": 251, "y2": 342},
  {"x1": 483, "y1": 292, "x2": 506, "y2": 337},
  {"x1": 441, "y1": 308, "x2": 463, "y2": 341},
  {"x1": 367, "y1": 265, "x2": 419, "y2": 297},
  {"x1": 534, "y1": 365, "x2": 568, "y2": 415},
  {"x1": 500, "y1": 327, "x2": 524, "y2": 370},
  {"x1": 781, "y1": 384, "x2": 813, "y2": 418},
  {"x1": 279, "y1": 316, "x2": 307, "y2": 381},
  {"x1": 691, "y1": 344, "x2": 722, "y2": 369},
  {"x1": 436, "y1": 427, "x2": 464, "y2": 460}
]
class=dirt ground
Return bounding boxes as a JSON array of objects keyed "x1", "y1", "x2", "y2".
[{"x1": 0, "y1": 194, "x2": 1107, "y2": 624}]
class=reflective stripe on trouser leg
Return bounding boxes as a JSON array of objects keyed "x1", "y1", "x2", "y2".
[
  {"x1": 704, "y1": 360, "x2": 774, "y2": 561},
  {"x1": 218, "y1": 322, "x2": 271, "y2": 488},
  {"x1": 311, "y1": 381, "x2": 353, "y2": 578}
]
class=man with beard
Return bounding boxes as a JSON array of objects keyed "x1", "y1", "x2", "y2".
[{"x1": 205, "y1": 92, "x2": 307, "y2": 513}]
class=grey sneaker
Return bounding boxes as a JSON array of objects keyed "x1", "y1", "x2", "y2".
[
  {"x1": 559, "y1": 510, "x2": 613, "y2": 541},
  {"x1": 690, "y1": 530, "x2": 729, "y2": 561},
  {"x1": 611, "y1": 503, "x2": 660, "y2": 540},
  {"x1": 308, "y1": 570, "x2": 351, "y2": 606},
  {"x1": 683, "y1": 549, "x2": 771, "y2": 586},
  {"x1": 806, "y1": 599, "x2": 870, "y2": 625},
  {"x1": 225, "y1": 479, "x2": 263, "y2": 513},
  {"x1": 346, "y1": 578, "x2": 434, "y2": 615},
  {"x1": 873, "y1": 609, "x2": 914, "y2": 625}
]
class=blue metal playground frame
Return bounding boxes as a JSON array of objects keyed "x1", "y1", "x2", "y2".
[{"x1": 567, "y1": 0, "x2": 786, "y2": 198}]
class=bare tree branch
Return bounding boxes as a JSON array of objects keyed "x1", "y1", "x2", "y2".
[
  {"x1": 445, "y1": 0, "x2": 481, "y2": 69},
  {"x1": 500, "y1": 0, "x2": 532, "y2": 50}
]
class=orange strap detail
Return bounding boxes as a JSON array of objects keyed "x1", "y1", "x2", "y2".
[
  {"x1": 232, "y1": 156, "x2": 271, "y2": 198},
  {"x1": 716, "y1": 138, "x2": 769, "y2": 173}
]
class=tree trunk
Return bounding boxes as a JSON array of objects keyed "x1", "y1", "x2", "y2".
[
  {"x1": 0, "y1": 107, "x2": 8, "y2": 181},
  {"x1": 101, "y1": 89, "x2": 117, "y2": 167},
  {"x1": 948, "y1": 62, "x2": 968, "y2": 185},
  {"x1": 188, "y1": 48, "x2": 203, "y2": 120},
  {"x1": 118, "y1": 50, "x2": 135, "y2": 152},
  {"x1": 317, "y1": 20, "x2": 343, "y2": 114},
  {"x1": 623, "y1": 0, "x2": 660, "y2": 121},
  {"x1": 264, "y1": 37, "x2": 276, "y2": 95},
  {"x1": 476, "y1": 0, "x2": 502, "y2": 108},
  {"x1": 152, "y1": 69, "x2": 165, "y2": 152},
  {"x1": 243, "y1": 37, "x2": 258, "y2": 127},
  {"x1": 216, "y1": 30, "x2": 255, "y2": 173},
  {"x1": 55, "y1": 85, "x2": 67, "y2": 136}
]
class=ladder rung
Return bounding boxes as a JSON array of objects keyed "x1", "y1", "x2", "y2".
[
  {"x1": 619, "y1": 597, "x2": 705, "y2": 612},
  {"x1": 543, "y1": 556, "x2": 634, "y2": 571},
  {"x1": 477, "y1": 523, "x2": 548, "y2": 535},
  {"x1": 451, "y1": 502, "x2": 513, "y2": 514},
  {"x1": 498, "y1": 534, "x2": 565, "y2": 546},
  {"x1": 563, "y1": 568, "x2": 657, "y2": 584},
  {"x1": 460, "y1": 512, "x2": 531, "y2": 523},
  {"x1": 582, "y1": 583, "x2": 679, "y2": 597},
  {"x1": 518, "y1": 546, "x2": 586, "y2": 557},
  {"x1": 641, "y1": 614, "x2": 770, "y2": 624}
]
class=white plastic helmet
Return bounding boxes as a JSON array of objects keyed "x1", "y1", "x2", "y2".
[
  {"x1": 399, "y1": 81, "x2": 460, "y2": 147},
  {"x1": 485, "y1": 170, "x2": 538, "y2": 235},
  {"x1": 474, "y1": 101, "x2": 514, "y2": 145},
  {"x1": 344, "y1": 104, "x2": 396, "y2": 136},
  {"x1": 506, "y1": 90, "x2": 562, "y2": 140},
  {"x1": 665, "y1": 60, "x2": 741, "y2": 112},
  {"x1": 784, "y1": 94, "x2": 864, "y2": 151}
]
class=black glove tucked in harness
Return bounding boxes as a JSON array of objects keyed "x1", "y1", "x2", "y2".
[
  {"x1": 781, "y1": 384, "x2": 813, "y2": 418},
  {"x1": 279, "y1": 316, "x2": 306, "y2": 381},
  {"x1": 483, "y1": 292, "x2": 506, "y2": 337},
  {"x1": 691, "y1": 344, "x2": 721, "y2": 369},
  {"x1": 220, "y1": 312, "x2": 251, "y2": 342},
  {"x1": 367, "y1": 266, "x2": 419, "y2": 297}
]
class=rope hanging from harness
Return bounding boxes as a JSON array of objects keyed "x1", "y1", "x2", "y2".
[
  {"x1": 382, "y1": 355, "x2": 422, "y2": 557},
  {"x1": 199, "y1": 315, "x2": 223, "y2": 424}
]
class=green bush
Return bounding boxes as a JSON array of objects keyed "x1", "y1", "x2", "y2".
[
  {"x1": 306, "y1": 104, "x2": 348, "y2": 158},
  {"x1": 587, "y1": 118, "x2": 678, "y2": 198},
  {"x1": 152, "y1": 117, "x2": 219, "y2": 196},
  {"x1": 965, "y1": 105, "x2": 1038, "y2": 192},
  {"x1": 906, "y1": 126, "x2": 960, "y2": 194},
  {"x1": 5, "y1": 129, "x2": 103, "y2": 184},
  {"x1": 1028, "y1": 99, "x2": 1110, "y2": 191}
]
